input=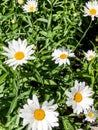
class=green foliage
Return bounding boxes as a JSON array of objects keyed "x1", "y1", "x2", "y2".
[{"x1": 0, "y1": 0, "x2": 98, "y2": 129}]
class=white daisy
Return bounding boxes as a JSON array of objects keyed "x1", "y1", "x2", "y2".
[
  {"x1": 65, "y1": 80, "x2": 94, "y2": 114},
  {"x1": 85, "y1": 107, "x2": 98, "y2": 123},
  {"x1": 22, "y1": 0, "x2": 37, "y2": 13},
  {"x1": 52, "y1": 47, "x2": 75, "y2": 66},
  {"x1": 84, "y1": 0, "x2": 98, "y2": 21},
  {"x1": 19, "y1": 95, "x2": 59, "y2": 130},
  {"x1": 84, "y1": 50, "x2": 96, "y2": 61},
  {"x1": 3, "y1": 38, "x2": 35, "y2": 70}
]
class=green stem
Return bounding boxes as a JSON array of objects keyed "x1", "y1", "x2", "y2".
[
  {"x1": 75, "y1": 20, "x2": 92, "y2": 51},
  {"x1": 15, "y1": 66, "x2": 21, "y2": 96}
]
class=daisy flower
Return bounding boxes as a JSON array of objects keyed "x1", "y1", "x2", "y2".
[
  {"x1": 84, "y1": 0, "x2": 98, "y2": 21},
  {"x1": 52, "y1": 47, "x2": 75, "y2": 66},
  {"x1": 84, "y1": 50, "x2": 96, "y2": 61},
  {"x1": 85, "y1": 107, "x2": 98, "y2": 123},
  {"x1": 65, "y1": 80, "x2": 94, "y2": 114},
  {"x1": 22, "y1": 0, "x2": 37, "y2": 13},
  {"x1": 3, "y1": 38, "x2": 35, "y2": 70},
  {"x1": 19, "y1": 95, "x2": 59, "y2": 130}
]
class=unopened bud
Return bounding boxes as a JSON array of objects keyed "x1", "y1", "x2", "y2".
[
  {"x1": 11, "y1": 19, "x2": 16, "y2": 24},
  {"x1": 33, "y1": 45, "x2": 37, "y2": 50},
  {"x1": 18, "y1": 0, "x2": 24, "y2": 5}
]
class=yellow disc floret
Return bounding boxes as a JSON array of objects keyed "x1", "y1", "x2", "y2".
[
  {"x1": 29, "y1": 6, "x2": 35, "y2": 12},
  {"x1": 89, "y1": 8, "x2": 96, "y2": 15},
  {"x1": 74, "y1": 92, "x2": 83, "y2": 103},
  {"x1": 89, "y1": 55, "x2": 94, "y2": 59},
  {"x1": 34, "y1": 109, "x2": 45, "y2": 120},
  {"x1": 88, "y1": 111, "x2": 94, "y2": 118},
  {"x1": 60, "y1": 53, "x2": 67, "y2": 59},
  {"x1": 14, "y1": 51, "x2": 25, "y2": 60}
]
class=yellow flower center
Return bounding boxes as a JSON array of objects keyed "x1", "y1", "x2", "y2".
[
  {"x1": 34, "y1": 109, "x2": 45, "y2": 120},
  {"x1": 60, "y1": 53, "x2": 67, "y2": 59},
  {"x1": 89, "y1": 8, "x2": 96, "y2": 15},
  {"x1": 89, "y1": 55, "x2": 94, "y2": 59},
  {"x1": 29, "y1": 6, "x2": 35, "y2": 12},
  {"x1": 74, "y1": 92, "x2": 83, "y2": 103},
  {"x1": 14, "y1": 51, "x2": 25, "y2": 60},
  {"x1": 88, "y1": 111, "x2": 94, "y2": 118}
]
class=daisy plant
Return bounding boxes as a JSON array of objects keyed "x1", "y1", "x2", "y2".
[
  {"x1": 84, "y1": 0, "x2": 98, "y2": 21},
  {"x1": 85, "y1": 107, "x2": 98, "y2": 123},
  {"x1": 22, "y1": 0, "x2": 38, "y2": 13},
  {"x1": 19, "y1": 95, "x2": 59, "y2": 130},
  {"x1": 84, "y1": 50, "x2": 96, "y2": 61},
  {"x1": 2, "y1": 38, "x2": 35, "y2": 70},
  {"x1": 65, "y1": 80, "x2": 94, "y2": 114},
  {"x1": 52, "y1": 47, "x2": 75, "y2": 66}
]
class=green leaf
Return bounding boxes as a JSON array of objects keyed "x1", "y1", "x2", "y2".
[
  {"x1": 0, "y1": 126, "x2": 6, "y2": 130},
  {"x1": 43, "y1": 79, "x2": 57, "y2": 85},
  {"x1": 37, "y1": 18, "x2": 48, "y2": 23},
  {"x1": 62, "y1": 117, "x2": 75, "y2": 130},
  {"x1": 0, "y1": 72, "x2": 9, "y2": 83},
  {"x1": 7, "y1": 97, "x2": 18, "y2": 115}
]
